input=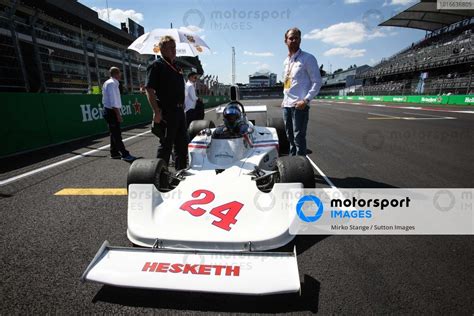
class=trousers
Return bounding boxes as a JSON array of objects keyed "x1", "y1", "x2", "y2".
[
  {"x1": 104, "y1": 108, "x2": 129, "y2": 157},
  {"x1": 157, "y1": 106, "x2": 188, "y2": 170},
  {"x1": 282, "y1": 106, "x2": 309, "y2": 156}
]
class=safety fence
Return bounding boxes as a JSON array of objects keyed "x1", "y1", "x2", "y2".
[
  {"x1": 0, "y1": 93, "x2": 229, "y2": 158},
  {"x1": 316, "y1": 94, "x2": 474, "y2": 106}
]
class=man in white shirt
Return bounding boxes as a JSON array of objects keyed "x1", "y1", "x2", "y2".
[
  {"x1": 184, "y1": 72, "x2": 199, "y2": 129},
  {"x1": 102, "y1": 67, "x2": 136, "y2": 162},
  {"x1": 282, "y1": 27, "x2": 322, "y2": 156}
]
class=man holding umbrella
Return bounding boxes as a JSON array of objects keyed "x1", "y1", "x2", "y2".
[{"x1": 145, "y1": 36, "x2": 187, "y2": 170}]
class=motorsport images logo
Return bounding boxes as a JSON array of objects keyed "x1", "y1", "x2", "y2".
[
  {"x1": 295, "y1": 194, "x2": 411, "y2": 222},
  {"x1": 290, "y1": 189, "x2": 473, "y2": 235},
  {"x1": 296, "y1": 195, "x2": 324, "y2": 222}
]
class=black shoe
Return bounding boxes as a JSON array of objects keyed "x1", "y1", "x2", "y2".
[{"x1": 110, "y1": 154, "x2": 121, "y2": 159}]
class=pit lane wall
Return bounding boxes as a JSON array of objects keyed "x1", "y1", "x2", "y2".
[
  {"x1": 0, "y1": 93, "x2": 228, "y2": 158},
  {"x1": 316, "y1": 95, "x2": 474, "y2": 105}
]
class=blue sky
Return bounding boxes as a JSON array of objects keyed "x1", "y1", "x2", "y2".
[{"x1": 79, "y1": 0, "x2": 425, "y2": 84}]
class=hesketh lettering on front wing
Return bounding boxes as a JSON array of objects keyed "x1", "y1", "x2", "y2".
[{"x1": 142, "y1": 262, "x2": 241, "y2": 276}]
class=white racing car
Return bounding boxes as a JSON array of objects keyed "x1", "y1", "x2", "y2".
[{"x1": 82, "y1": 89, "x2": 315, "y2": 295}]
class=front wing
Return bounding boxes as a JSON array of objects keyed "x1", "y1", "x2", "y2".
[{"x1": 81, "y1": 241, "x2": 300, "y2": 295}]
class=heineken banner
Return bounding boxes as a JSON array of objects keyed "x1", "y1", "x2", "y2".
[
  {"x1": 1, "y1": 93, "x2": 229, "y2": 157},
  {"x1": 316, "y1": 95, "x2": 474, "y2": 106}
]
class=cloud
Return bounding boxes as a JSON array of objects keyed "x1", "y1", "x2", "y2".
[
  {"x1": 243, "y1": 61, "x2": 272, "y2": 73},
  {"x1": 92, "y1": 7, "x2": 144, "y2": 26},
  {"x1": 303, "y1": 21, "x2": 390, "y2": 47},
  {"x1": 368, "y1": 58, "x2": 378, "y2": 66},
  {"x1": 383, "y1": 0, "x2": 415, "y2": 6},
  {"x1": 243, "y1": 51, "x2": 274, "y2": 57},
  {"x1": 344, "y1": 0, "x2": 364, "y2": 3},
  {"x1": 324, "y1": 47, "x2": 366, "y2": 58},
  {"x1": 178, "y1": 25, "x2": 204, "y2": 34},
  {"x1": 256, "y1": 63, "x2": 271, "y2": 71}
]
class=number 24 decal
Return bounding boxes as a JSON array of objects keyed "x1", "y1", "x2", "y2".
[{"x1": 179, "y1": 190, "x2": 243, "y2": 231}]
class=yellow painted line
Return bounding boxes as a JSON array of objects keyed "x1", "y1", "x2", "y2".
[{"x1": 55, "y1": 188, "x2": 127, "y2": 196}]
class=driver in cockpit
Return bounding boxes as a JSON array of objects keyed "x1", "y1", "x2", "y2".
[{"x1": 213, "y1": 102, "x2": 250, "y2": 139}]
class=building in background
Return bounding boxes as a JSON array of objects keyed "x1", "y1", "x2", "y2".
[
  {"x1": 319, "y1": 65, "x2": 370, "y2": 96},
  {"x1": 125, "y1": 18, "x2": 144, "y2": 39},
  {"x1": 0, "y1": 0, "x2": 150, "y2": 93},
  {"x1": 0, "y1": 0, "x2": 207, "y2": 94},
  {"x1": 249, "y1": 71, "x2": 277, "y2": 87}
]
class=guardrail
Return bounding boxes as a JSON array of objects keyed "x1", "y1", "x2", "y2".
[
  {"x1": 316, "y1": 94, "x2": 474, "y2": 106},
  {"x1": 1, "y1": 93, "x2": 229, "y2": 158}
]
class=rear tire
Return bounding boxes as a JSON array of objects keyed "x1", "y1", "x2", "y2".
[
  {"x1": 127, "y1": 158, "x2": 169, "y2": 191},
  {"x1": 268, "y1": 117, "x2": 289, "y2": 155},
  {"x1": 188, "y1": 120, "x2": 215, "y2": 141},
  {"x1": 275, "y1": 156, "x2": 315, "y2": 188}
]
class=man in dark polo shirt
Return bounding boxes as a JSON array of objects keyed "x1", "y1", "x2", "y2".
[{"x1": 145, "y1": 36, "x2": 187, "y2": 170}]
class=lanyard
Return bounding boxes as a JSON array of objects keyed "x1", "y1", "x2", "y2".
[
  {"x1": 285, "y1": 51, "x2": 300, "y2": 79},
  {"x1": 162, "y1": 57, "x2": 182, "y2": 74}
]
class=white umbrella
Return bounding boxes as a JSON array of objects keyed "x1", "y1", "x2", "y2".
[{"x1": 128, "y1": 28, "x2": 210, "y2": 57}]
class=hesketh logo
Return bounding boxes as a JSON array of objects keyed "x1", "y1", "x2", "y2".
[{"x1": 142, "y1": 262, "x2": 241, "y2": 276}]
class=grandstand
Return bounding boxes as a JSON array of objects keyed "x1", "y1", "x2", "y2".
[
  {"x1": 0, "y1": 0, "x2": 222, "y2": 95},
  {"x1": 0, "y1": 0, "x2": 150, "y2": 93},
  {"x1": 357, "y1": 21, "x2": 473, "y2": 95},
  {"x1": 319, "y1": 65, "x2": 370, "y2": 96},
  {"x1": 322, "y1": 0, "x2": 474, "y2": 96}
]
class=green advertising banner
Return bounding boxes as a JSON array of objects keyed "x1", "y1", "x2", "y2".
[
  {"x1": 0, "y1": 93, "x2": 152, "y2": 157},
  {"x1": 1, "y1": 93, "x2": 228, "y2": 158},
  {"x1": 1, "y1": 93, "x2": 52, "y2": 157},
  {"x1": 446, "y1": 95, "x2": 474, "y2": 105},
  {"x1": 316, "y1": 95, "x2": 473, "y2": 105},
  {"x1": 371, "y1": 96, "x2": 384, "y2": 102},
  {"x1": 43, "y1": 94, "x2": 153, "y2": 144}
]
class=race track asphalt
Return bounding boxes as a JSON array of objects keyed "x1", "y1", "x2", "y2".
[{"x1": 1, "y1": 99, "x2": 473, "y2": 314}]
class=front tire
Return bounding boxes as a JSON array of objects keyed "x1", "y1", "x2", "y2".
[
  {"x1": 127, "y1": 158, "x2": 169, "y2": 191},
  {"x1": 275, "y1": 156, "x2": 315, "y2": 188}
]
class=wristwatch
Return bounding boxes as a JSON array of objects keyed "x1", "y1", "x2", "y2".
[{"x1": 304, "y1": 98, "x2": 310, "y2": 105}]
